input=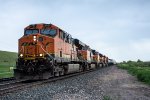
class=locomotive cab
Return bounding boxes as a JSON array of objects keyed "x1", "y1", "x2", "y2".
[
  {"x1": 15, "y1": 24, "x2": 58, "y2": 80},
  {"x1": 19, "y1": 24, "x2": 57, "y2": 59}
]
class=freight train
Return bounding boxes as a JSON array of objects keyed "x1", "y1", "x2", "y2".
[{"x1": 14, "y1": 23, "x2": 109, "y2": 80}]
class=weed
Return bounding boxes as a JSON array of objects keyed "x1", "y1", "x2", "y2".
[{"x1": 103, "y1": 95, "x2": 112, "y2": 100}]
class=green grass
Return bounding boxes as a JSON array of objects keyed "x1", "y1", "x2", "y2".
[
  {"x1": 103, "y1": 95, "x2": 112, "y2": 100},
  {"x1": 117, "y1": 61, "x2": 150, "y2": 85},
  {"x1": 0, "y1": 50, "x2": 17, "y2": 78}
]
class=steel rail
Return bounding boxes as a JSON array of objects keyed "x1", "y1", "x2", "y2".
[{"x1": 0, "y1": 68, "x2": 100, "y2": 95}]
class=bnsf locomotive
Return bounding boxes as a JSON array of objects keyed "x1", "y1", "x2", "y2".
[{"x1": 14, "y1": 23, "x2": 109, "y2": 80}]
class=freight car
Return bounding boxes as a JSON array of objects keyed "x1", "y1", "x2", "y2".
[{"x1": 14, "y1": 23, "x2": 109, "y2": 80}]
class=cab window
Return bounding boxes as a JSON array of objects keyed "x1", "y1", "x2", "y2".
[
  {"x1": 41, "y1": 29, "x2": 57, "y2": 37},
  {"x1": 25, "y1": 29, "x2": 39, "y2": 35}
]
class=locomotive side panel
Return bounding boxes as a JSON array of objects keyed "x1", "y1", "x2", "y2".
[{"x1": 53, "y1": 29, "x2": 74, "y2": 62}]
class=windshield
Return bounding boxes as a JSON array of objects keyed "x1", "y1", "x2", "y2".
[
  {"x1": 41, "y1": 29, "x2": 57, "y2": 37},
  {"x1": 25, "y1": 29, "x2": 39, "y2": 35}
]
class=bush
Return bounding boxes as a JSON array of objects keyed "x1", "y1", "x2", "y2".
[{"x1": 137, "y1": 69, "x2": 150, "y2": 84}]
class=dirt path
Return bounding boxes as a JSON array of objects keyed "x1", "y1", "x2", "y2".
[{"x1": 100, "y1": 65, "x2": 150, "y2": 100}]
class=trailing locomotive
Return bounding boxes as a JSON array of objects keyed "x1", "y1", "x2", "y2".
[{"x1": 14, "y1": 23, "x2": 109, "y2": 80}]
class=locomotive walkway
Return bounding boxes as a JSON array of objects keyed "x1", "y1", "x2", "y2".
[{"x1": 0, "y1": 65, "x2": 150, "y2": 100}]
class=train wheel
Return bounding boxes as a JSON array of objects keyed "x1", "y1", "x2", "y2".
[
  {"x1": 82, "y1": 64, "x2": 86, "y2": 71},
  {"x1": 79, "y1": 64, "x2": 83, "y2": 72},
  {"x1": 54, "y1": 72, "x2": 59, "y2": 77},
  {"x1": 59, "y1": 69, "x2": 64, "y2": 76},
  {"x1": 86, "y1": 64, "x2": 89, "y2": 70},
  {"x1": 64, "y1": 65, "x2": 68, "y2": 74}
]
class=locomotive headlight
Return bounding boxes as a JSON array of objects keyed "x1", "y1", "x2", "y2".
[
  {"x1": 33, "y1": 36, "x2": 37, "y2": 41},
  {"x1": 39, "y1": 54, "x2": 43, "y2": 57},
  {"x1": 20, "y1": 54, "x2": 23, "y2": 57}
]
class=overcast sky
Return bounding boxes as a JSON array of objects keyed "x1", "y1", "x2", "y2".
[{"x1": 0, "y1": 0, "x2": 150, "y2": 62}]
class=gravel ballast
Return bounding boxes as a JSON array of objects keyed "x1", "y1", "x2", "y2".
[{"x1": 0, "y1": 65, "x2": 150, "y2": 100}]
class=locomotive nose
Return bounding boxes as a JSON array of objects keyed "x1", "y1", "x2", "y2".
[{"x1": 19, "y1": 34, "x2": 41, "y2": 59}]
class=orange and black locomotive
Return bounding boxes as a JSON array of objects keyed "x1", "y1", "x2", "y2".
[{"x1": 14, "y1": 23, "x2": 109, "y2": 80}]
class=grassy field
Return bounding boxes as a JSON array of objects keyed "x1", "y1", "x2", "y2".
[
  {"x1": 0, "y1": 50, "x2": 17, "y2": 78},
  {"x1": 117, "y1": 61, "x2": 150, "y2": 85}
]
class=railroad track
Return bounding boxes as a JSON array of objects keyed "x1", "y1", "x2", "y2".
[
  {"x1": 0, "y1": 79, "x2": 27, "y2": 89},
  {"x1": 0, "y1": 68, "x2": 98, "y2": 96},
  {"x1": 0, "y1": 77, "x2": 15, "y2": 82},
  {"x1": 0, "y1": 77, "x2": 15, "y2": 84}
]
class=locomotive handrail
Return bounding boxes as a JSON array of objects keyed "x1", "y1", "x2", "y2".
[{"x1": 38, "y1": 44, "x2": 54, "y2": 60}]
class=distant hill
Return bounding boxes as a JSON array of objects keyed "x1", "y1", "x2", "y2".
[{"x1": 0, "y1": 50, "x2": 18, "y2": 67}]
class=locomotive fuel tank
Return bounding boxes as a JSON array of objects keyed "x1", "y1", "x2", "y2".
[{"x1": 66, "y1": 64, "x2": 80, "y2": 74}]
